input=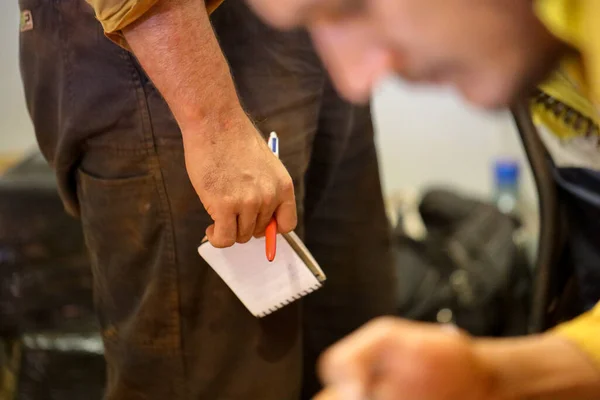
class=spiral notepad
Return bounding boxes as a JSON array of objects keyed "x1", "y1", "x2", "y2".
[{"x1": 198, "y1": 232, "x2": 326, "y2": 318}]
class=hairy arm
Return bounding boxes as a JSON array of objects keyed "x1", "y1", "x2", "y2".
[
  {"x1": 122, "y1": 0, "x2": 246, "y2": 140},
  {"x1": 116, "y1": 0, "x2": 296, "y2": 247}
]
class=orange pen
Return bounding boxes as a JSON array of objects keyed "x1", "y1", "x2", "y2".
[
  {"x1": 265, "y1": 217, "x2": 277, "y2": 262},
  {"x1": 266, "y1": 132, "x2": 279, "y2": 262}
]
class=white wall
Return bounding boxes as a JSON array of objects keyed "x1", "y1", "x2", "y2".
[
  {"x1": 0, "y1": 1, "x2": 37, "y2": 154},
  {"x1": 372, "y1": 77, "x2": 537, "y2": 205}
]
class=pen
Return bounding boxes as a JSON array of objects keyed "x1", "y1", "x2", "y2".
[{"x1": 266, "y1": 132, "x2": 279, "y2": 262}]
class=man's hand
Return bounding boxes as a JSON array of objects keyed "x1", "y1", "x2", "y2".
[
  {"x1": 315, "y1": 318, "x2": 494, "y2": 400},
  {"x1": 184, "y1": 115, "x2": 296, "y2": 248},
  {"x1": 122, "y1": 0, "x2": 298, "y2": 247},
  {"x1": 315, "y1": 317, "x2": 600, "y2": 400}
]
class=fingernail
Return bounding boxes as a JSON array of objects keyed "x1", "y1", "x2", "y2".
[
  {"x1": 334, "y1": 382, "x2": 364, "y2": 400},
  {"x1": 441, "y1": 323, "x2": 460, "y2": 335}
]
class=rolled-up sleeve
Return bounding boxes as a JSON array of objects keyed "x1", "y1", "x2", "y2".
[
  {"x1": 553, "y1": 303, "x2": 600, "y2": 370},
  {"x1": 86, "y1": 0, "x2": 225, "y2": 48},
  {"x1": 85, "y1": 0, "x2": 159, "y2": 47}
]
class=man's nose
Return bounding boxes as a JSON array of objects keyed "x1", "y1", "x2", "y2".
[
  {"x1": 335, "y1": 47, "x2": 390, "y2": 103},
  {"x1": 310, "y1": 24, "x2": 391, "y2": 103},
  {"x1": 247, "y1": 0, "x2": 304, "y2": 29}
]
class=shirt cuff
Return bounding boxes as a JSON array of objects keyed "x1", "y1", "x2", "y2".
[
  {"x1": 86, "y1": 0, "x2": 159, "y2": 48},
  {"x1": 88, "y1": 0, "x2": 226, "y2": 49}
]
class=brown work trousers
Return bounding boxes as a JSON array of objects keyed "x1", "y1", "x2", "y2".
[{"x1": 18, "y1": 0, "x2": 397, "y2": 398}]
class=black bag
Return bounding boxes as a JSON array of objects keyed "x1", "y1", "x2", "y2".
[
  {"x1": 394, "y1": 188, "x2": 532, "y2": 337},
  {"x1": 16, "y1": 332, "x2": 105, "y2": 400},
  {"x1": 0, "y1": 151, "x2": 104, "y2": 399},
  {"x1": 0, "y1": 152, "x2": 85, "y2": 261},
  {"x1": 0, "y1": 151, "x2": 94, "y2": 335}
]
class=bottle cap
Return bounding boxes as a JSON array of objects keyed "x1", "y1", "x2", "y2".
[{"x1": 494, "y1": 159, "x2": 520, "y2": 186}]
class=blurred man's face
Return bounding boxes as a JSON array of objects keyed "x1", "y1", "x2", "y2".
[{"x1": 247, "y1": 0, "x2": 565, "y2": 108}]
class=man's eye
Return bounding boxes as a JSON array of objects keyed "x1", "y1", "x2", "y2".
[{"x1": 301, "y1": 0, "x2": 366, "y2": 25}]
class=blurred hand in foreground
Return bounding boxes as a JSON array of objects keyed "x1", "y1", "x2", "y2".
[{"x1": 314, "y1": 317, "x2": 600, "y2": 400}]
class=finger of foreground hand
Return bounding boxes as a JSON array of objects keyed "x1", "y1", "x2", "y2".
[
  {"x1": 206, "y1": 213, "x2": 237, "y2": 248},
  {"x1": 314, "y1": 384, "x2": 372, "y2": 400},
  {"x1": 318, "y1": 319, "x2": 407, "y2": 397},
  {"x1": 319, "y1": 319, "x2": 463, "y2": 399},
  {"x1": 312, "y1": 387, "x2": 339, "y2": 400}
]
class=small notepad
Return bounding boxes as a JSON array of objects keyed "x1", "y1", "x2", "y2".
[{"x1": 198, "y1": 232, "x2": 326, "y2": 318}]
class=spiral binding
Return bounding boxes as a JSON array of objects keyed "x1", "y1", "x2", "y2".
[
  {"x1": 532, "y1": 89, "x2": 599, "y2": 138},
  {"x1": 255, "y1": 283, "x2": 322, "y2": 318}
]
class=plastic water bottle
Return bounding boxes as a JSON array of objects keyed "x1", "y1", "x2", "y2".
[{"x1": 493, "y1": 159, "x2": 521, "y2": 217}]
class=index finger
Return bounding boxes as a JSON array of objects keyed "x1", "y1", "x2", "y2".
[{"x1": 313, "y1": 387, "x2": 341, "y2": 400}]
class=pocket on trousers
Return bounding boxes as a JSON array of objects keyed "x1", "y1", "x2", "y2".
[{"x1": 77, "y1": 169, "x2": 181, "y2": 352}]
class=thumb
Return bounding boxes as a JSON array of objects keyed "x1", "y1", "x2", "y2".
[
  {"x1": 319, "y1": 355, "x2": 369, "y2": 400},
  {"x1": 318, "y1": 319, "x2": 402, "y2": 400},
  {"x1": 275, "y1": 200, "x2": 297, "y2": 233},
  {"x1": 313, "y1": 387, "x2": 342, "y2": 400}
]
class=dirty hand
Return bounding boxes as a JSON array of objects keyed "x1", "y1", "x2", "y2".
[
  {"x1": 315, "y1": 318, "x2": 494, "y2": 400},
  {"x1": 183, "y1": 114, "x2": 296, "y2": 248}
]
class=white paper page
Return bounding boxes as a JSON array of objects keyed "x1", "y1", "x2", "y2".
[{"x1": 198, "y1": 234, "x2": 323, "y2": 318}]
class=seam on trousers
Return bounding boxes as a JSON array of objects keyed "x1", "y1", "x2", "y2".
[
  {"x1": 124, "y1": 51, "x2": 188, "y2": 399},
  {"x1": 304, "y1": 101, "x2": 354, "y2": 221},
  {"x1": 55, "y1": 0, "x2": 84, "y2": 216},
  {"x1": 56, "y1": 0, "x2": 74, "y2": 163}
]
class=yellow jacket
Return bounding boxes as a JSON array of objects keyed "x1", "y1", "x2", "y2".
[
  {"x1": 536, "y1": 0, "x2": 600, "y2": 108},
  {"x1": 533, "y1": 0, "x2": 600, "y2": 372}
]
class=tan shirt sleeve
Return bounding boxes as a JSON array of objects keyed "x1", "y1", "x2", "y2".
[
  {"x1": 552, "y1": 302, "x2": 600, "y2": 370},
  {"x1": 86, "y1": 0, "x2": 225, "y2": 48}
]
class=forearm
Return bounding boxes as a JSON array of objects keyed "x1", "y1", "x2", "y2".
[
  {"x1": 123, "y1": 0, "x2": 245, "y2": 142},
  {"x1": 476, "y1": 334, "x2": 600, "y2": 400}
]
